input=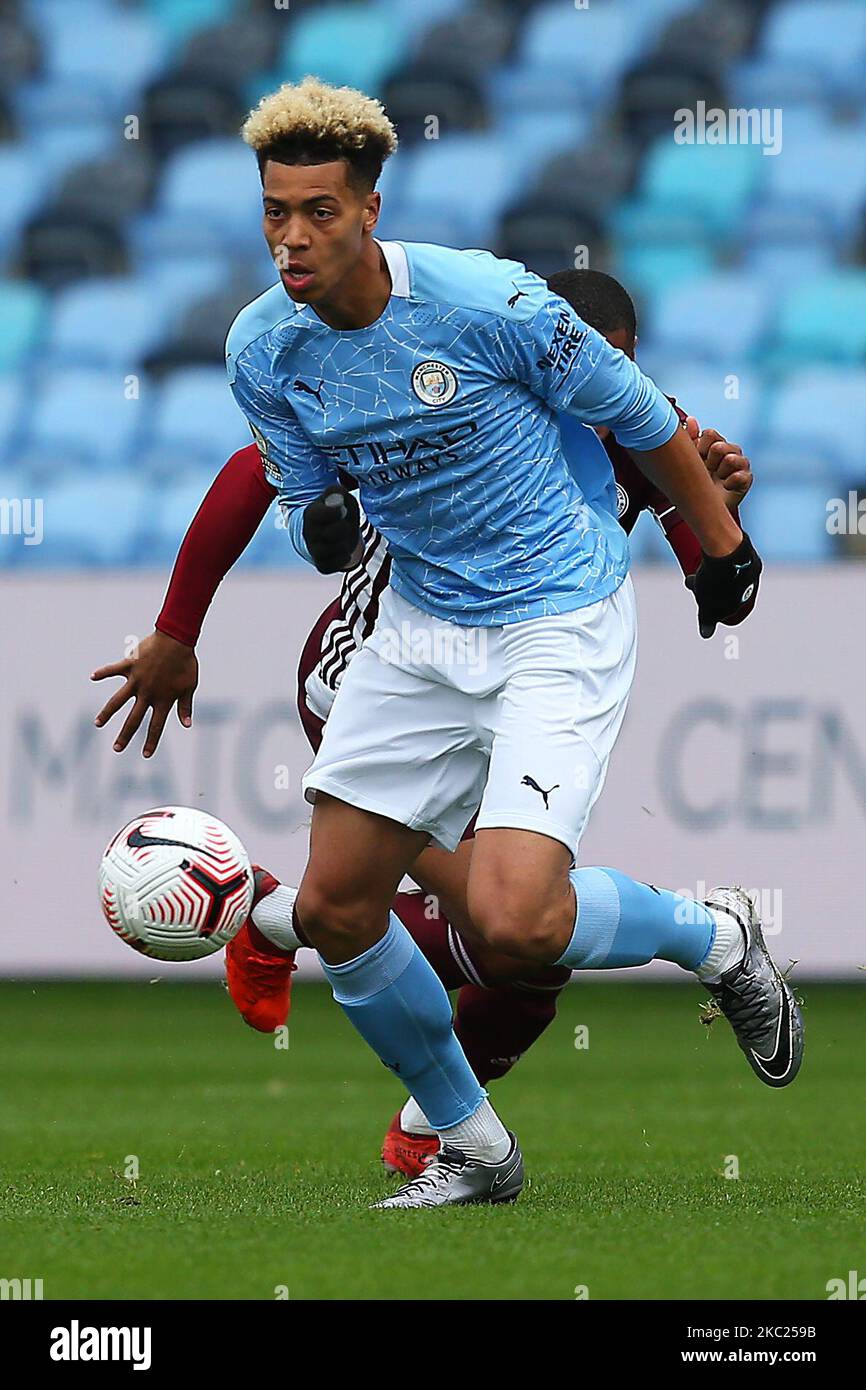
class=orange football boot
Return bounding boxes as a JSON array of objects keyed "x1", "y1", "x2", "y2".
[
  {"x1": 225, "y1": 866, "x2": 297, "y2": 1032},
  {"x1": 381, "y1": 1111, "x2": 439, "y2": 1178}
]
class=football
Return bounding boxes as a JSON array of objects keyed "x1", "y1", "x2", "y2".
[{"x1": 98, "y1": 806, "x2": 254, "y2": 961}]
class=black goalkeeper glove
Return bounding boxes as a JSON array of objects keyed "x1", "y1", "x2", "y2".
[
  {"x1": 684, "y1": 531, "x2": 763, "y2": 639},
  {"x1": 302, "y1": 485, "x2": 361, "y2": 574}
]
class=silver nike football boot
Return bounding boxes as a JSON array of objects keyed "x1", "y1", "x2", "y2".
[
  {"x1": 702, "y1": 887, "x2": 804, "y2": 1088},
  {"x1": 372, "y1": 1132, "x2": 524, "y2": 1209}
]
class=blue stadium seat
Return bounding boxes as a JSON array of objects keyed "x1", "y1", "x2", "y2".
[
  {"x1": 399, "y1": 134, "x2": 526, "y2": 246},
  {"x1": 14, "y1": 76, "x2": 109, "y2": 131},
  {"x1": 774, "y1": 270, "x2": 866, "y2": 365},
  {"x1": 764, "y1": 116, "x2": 866, "y2": 234},
  {"x1": 31, "y1": 0, "x2": 168, "y2": 106},
  {"x1": 498, "y1": 111, "x2": 590, "y2": 177},
  {"x1": 745, "y1": 481, "x2": 835, "y2": 561},
  {"x1": 645, "y1": 271, "x2": 774, "y2": 364},
  {"x1": 46, "y1": 278, "x2": 174, "y2": 369},
  {"x1": 143, "y1": 368, "x2": 248, "y2": 473},
  {"x1": 145, "y1": 0, "x2": 239, "y2": 45},
  {"x1": 0, "y1": 282, "x2": 46, "y2": 373},
  {"x1": 153, "y1": 139, "x2": 264, "y2": 252},
  {"x1": 764, "y1": 368, "x2": 866, "y2": 485},
  {"x1": 18, "y1": 476, "x2": 151, "y2": 567},
  {"x1": 517, "y1": 0, "x2": 675, "y2": 101},
  {"x1": 0, "y1": 148, "x2": 42, "y2": 256},
  {"x1": 635, "y1": 358, "x2": 764, "y2": 444},
  {"x1": 0, "y1": 377, "x2": 26, "y2": 464},
  {"x1": 378, "y1": 0, "x2": 466, "y2": 46},
  {"x1": 729, "y1": 57, "x2": 833, "y2": 110},
  {"x1": 24, "y1": 369, "x2": 146, "y2": 471},
  {"x1": 637, "y1": 137, "x2": 765, "y2": 237},
  {"x1": 743, "y1": 198, "x2": 840, "y2": 285},
  {"x1": 486, "y1": 64, "x2": 595, "y2": 120},
  {"x1": 760, "y1": 0, "x2": 866, "y2": 97},
  {"x1": 277, "y1": 3, "x2": 409, "y2": 95},
  {"x1": 27, "y1": 124, "x2": 114, "y2": 182},
  {"x1": 136, "y1": 254, "x2": 238, "y2": 319}
]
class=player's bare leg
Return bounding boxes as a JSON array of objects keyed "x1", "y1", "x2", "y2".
[{"x1": 465, "y1": 828, "x2": 802, "y2": 1087}]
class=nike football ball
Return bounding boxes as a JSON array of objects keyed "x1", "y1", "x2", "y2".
[{"x1": 99, "y1": 806, "x2": 254, "y2": 961}]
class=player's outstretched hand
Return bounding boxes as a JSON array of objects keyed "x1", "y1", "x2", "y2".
[
  {"x1": 91, "y1": 630, "x2": 199, "y2": 757},
  {"x1": 302, "y1": 485, "x2": 361, "y2": 574},
  {"x1": 696, "y1": 429, "x2": 752, "y2": 510},
  {"x1": 685, "y1": 532, "x2": 763, "y2": 639}
]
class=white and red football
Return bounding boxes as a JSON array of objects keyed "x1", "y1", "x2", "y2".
[{"x1": 98, "y1": 806, "x2": 253, "y2": 961}]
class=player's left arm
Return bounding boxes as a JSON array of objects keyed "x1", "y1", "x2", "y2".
[{"x1": 493, "y1": 280, "x2": 760, "y2": 634}]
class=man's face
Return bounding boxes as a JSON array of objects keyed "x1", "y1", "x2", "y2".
[{"x1": 261, "y1": 159, "x2": 379, "y2": 304}]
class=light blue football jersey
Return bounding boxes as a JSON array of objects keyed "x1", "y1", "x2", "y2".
[{"x1": 226, "y1": 240, "x2": 677, "y2": 625}]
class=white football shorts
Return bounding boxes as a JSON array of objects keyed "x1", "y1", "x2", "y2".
[{"x1": 302, "y1": 577, "x2": 637, "y2": 856}]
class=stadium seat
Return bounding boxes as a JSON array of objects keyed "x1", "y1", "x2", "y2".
[
  {"x1": 616, "y1": 57, "x2": 727, "y2": 153},
  {"x1": 611, "y1": 203, "x2": 715, "y2": 297},
  {"x1": 729, "y1": 56, "x2": 833, "y2": 110},
  {"x1": 17, "y1": 212, "x2": 129, "y2": 290},
  {"x1": 145, "y1": 0, "x2": 239, "y2": 45},
  {"x1": 486, "y1": 64, "x2": 595, "y2": 120},
  {"x1": 763, "y1": 368, "x2": 866, "y2": 486},
  {"x1": 759, "y1": 0, "x2": 866, "y2": 97},
  {"x1": 0, "y1": 377, "x2": 26, "y2": 462},
  {"x1": 178, "y1": 14, "x2": 279, "y2": 89},
  {"x1": 497, "y1": 201, "x2": 606, "y2": 281},
  {"x1": 645, "y1": 271, "x2": 774, "y2": 364},
  {"x1": 17, "y1": 475, "x2": 152, "y2": 567},
  {"x1": 743, "y1": 198, "x2": 841, "y2": 285},
  {"x1": 143, "y1": 369, "x2": 248, "y2": 473},
  {"x1": 0, "y1": 281, "x2": 46, "y2": 373},
  {"x1": 745, "y1": 481, "x2": 835, "y2": 561},
  {"x1": 399, "y1": 134, "x2": 530, "y2": 246},
  {"x1": 276, "y1": 3, "x2": 409, "y2": 95},
  {"x1": 517, "y1": 0, "x2": 667, "y2": 101},
  {"x1": 59, "y1": 149, "x2": 156, "y2": 232},
  {"x1": 27, "y1": 123, "x2": 114, "y2": 182},
  {"x1": 141, "y1": 72, "x2": 247, "y2": 162},
  {"x1": 24, "y1": 368, "x2": 147, "y2": 471},
  {"x1": 152, "y1": 139, "x2": 263, "y2": 252},
  {"x1": 0, "y1": 147, "x2": 42, "y2": 257},
  {"x1": 637, "y1": 137, "x2": 765, "y2": 237},
  {"x1": 381, "y1": 67, "x2": 489, "y2": 146},
  {"x1": 537, "y1": 139, "x2": 638, "y2": 219},
  {"x1": 414, "y1": 3, "x2": 517, "y2": 80},
  {"x1": 46, "y1": 279, "x2": 174, "y2": 370},
  {"x1": 34, "y1": 1, "x2": 168, "y2": 106},
  {"x1": 763, "y1": 116, "x2": 866, "y2": 233},
  {"x1": 774, "y1": 270, "x2": 866, "y2": 366},
  {"x1": 635, "y1": 358, "x2": 764, "y2": 445}
]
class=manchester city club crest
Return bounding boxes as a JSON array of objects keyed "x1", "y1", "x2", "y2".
[
  {"x1": 615, "y1": 482, "x2": 629, "y2": 517},
  {"x1": 411, "y1": 359, "x2": 458, "y2": 407}
]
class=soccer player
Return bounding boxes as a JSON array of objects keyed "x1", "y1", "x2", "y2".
[
  {"x1": 97, "y1": 271, "x2": 757, "y2": 1178},
  {"x1": 94, "y1": 79, "x2": 801, "y2": 1208}
]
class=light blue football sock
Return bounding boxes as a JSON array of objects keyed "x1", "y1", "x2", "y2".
[
  {"x1": 555, "y1": 867, "x2": 715, "y2": 972},
  {"x1": 320, "y1": 913, "x2": 486, "y2": 1131}
]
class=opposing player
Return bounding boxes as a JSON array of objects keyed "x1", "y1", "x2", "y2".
[{"x1": 94, "y1": 79, "x2": 802, "y2": 1208}]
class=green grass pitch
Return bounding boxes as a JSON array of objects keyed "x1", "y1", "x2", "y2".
[{"x1": 1, "y1": 978, "x2": 863, "y2": 1301}]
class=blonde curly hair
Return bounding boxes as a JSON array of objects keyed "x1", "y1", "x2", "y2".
[{"x1": 242, "y1": 76, "x2": 397, "y2": 190}]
